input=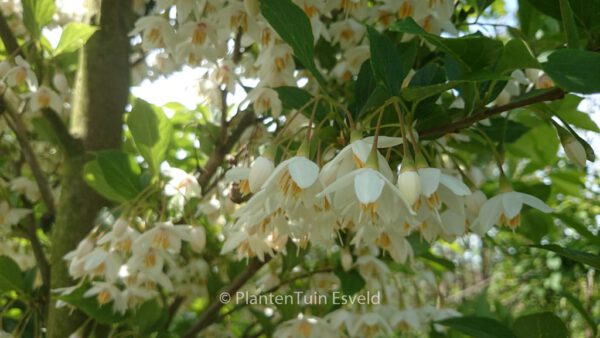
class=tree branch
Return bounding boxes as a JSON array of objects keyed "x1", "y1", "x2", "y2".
[
  {"x1": 197, "y1": 109, "x2": 257, "y2": 189},
  {"x1": 419, "y1": 88, "x2": 566, "y2": 139},
  {"x1": 182, "y1": 257, "x2": 271, "y2": 338},
  {"x1": 0, "y1": 93, "x2": 56, "y2": 216},
  {"x1": 0, "y1": 9, "x2": 21, "y2": 57}
]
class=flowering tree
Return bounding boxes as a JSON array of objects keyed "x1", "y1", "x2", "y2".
[{"x1": 0, "y1": 0, "x2": 599, "y2": 337}]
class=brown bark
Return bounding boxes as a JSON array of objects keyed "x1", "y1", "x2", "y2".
[{"x1": 46, "y1": 1, "x2": 132, "y2": 337}]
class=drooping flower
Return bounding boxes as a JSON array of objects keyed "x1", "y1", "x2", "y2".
[
  {"x1": 29, "y1": 86, "x2": 63, "y2": 114},
  {"x1": 130, "y1": 16, "x2": 176, "y2": 51},
  {"x1": 471, "y1": 191, "x2": 553, "y2": 234},
  {"x1": 3, "y1": 56, "x2": 38, "y2": 89}
]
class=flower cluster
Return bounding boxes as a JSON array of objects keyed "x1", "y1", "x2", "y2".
[
  {"x1": 62, "y1": 217, "x2": 208, "y2": 313},
  {"x1": 0, "y1": 56, "x2": 67, "y2": 115},
  {"x1": 129, "y1": 0, "x2": 458, "y2": 117},
  {"x1": 222, "y1": 132, "x2": 552, "y2": 263}
]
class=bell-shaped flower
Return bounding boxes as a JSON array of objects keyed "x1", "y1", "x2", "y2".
[
  {"x1": 417, "y1": 168, "x2": 470, "y2": 210},
  {"x1": 262, "y1": 156, "x2": 321, "y2": 211},
  {"x1": 397, "y1": 169, "x2": 421, "y2": 208},
  {"x1": 3, "y1": 56, "x2": 38, "y2": 89},
  {"x1": 29, "y1": 86, "x2": 63, "y2": 114},
  {"x1": 471, "y1": 191, "x2": 552, "y2": 234},
  {"x1": 130, "y1": 16, "x2": 176, "y2": 51},
  {"x1": 274, "y1": 315, "x2": 338, "y2": 338},
  {"x1": 318, "y1": 167, "x2": 415, "y2": 226},
  {"x1": 248, "y1": 155, "x2": 275, "y2": 193},
  {"x1": 134, "y1": 221, "x2": 190, "y2": 254},
  {"x1": 0, "y1": 201, "x2": 31, "y2": 228},
  {"x1": 320, "y1": 136, "x2": 402, "y2": 187},
  {"x1": 84, "y1": 281, "x2": 127, "y2": 313},
  {"x1": 247, "y1": 86, "x2": 283, "y2": 117}
]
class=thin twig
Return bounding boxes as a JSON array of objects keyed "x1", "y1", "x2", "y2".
[{"x1": 419, "y1": 88, "x2": 566, "y2": 139}]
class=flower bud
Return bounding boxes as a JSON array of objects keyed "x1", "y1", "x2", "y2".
[
  {"x1": 563, "y1": 136, "x2": 587, "y2": 168},
  {"x1": 189, "y1": 226, "x2": 206, "y2": 253},
  {"x1": 53, "y1": 72, "x2": 69, "y2": 94},
  {"x1": 397, "y1": 170, "x2": 421, "y2": 208},
  {"x1": 0, "y1": 60, "x2": 11, "y2": 78},
  {"x1": 341, "y1": 249, "x2": 353, "y2": 271},
  {"x1": 249, "y1": 156, "x2": 275, "y2": 193}
]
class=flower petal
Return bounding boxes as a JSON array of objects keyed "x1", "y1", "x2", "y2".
[
  {"x1": 439, "y1": 174, "x2": 470, "y2": 196},
  {"x1": 520, "y1": 193, "x2": 553, "y2": 213},
  {"x1": 288, "y1": 157, "x2": 319, "y2": 189},
  {"x1": 354, "y1": 169, "x2": 384, "y2": 204},
  {"x1": 502, "y1": 192, "x2": 523, "y2": 219},
  {"x1": 418, "y1": 168, "x2": 441, "y2": 197}
]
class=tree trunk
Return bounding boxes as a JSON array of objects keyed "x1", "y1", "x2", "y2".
[{"x1": 46, "y1": 1, "x2": 132, "y2": 337}]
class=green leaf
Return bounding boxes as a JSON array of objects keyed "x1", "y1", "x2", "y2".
[
  {"x1": 402, "y1": 81, "x2": 464, "y2": 102},
  {"x1": 496, "y1": 39, "x2": 541, "y2": 73},
  {"x1": 558, "y1": 0, "x2": 580, "y2": 48},
  {"x1": 260, "y1": 0, "x2": 326, "y2": 87},
  {"x1": 83, "y1": 150, "x2": 143, "y2": 203},
  {"x1": 22, "y1": 0, "x2": 56, "y2": 38},
  {"x1": 549, "y1": 95, "x2": 600, "y2": 132},
  {"x1": 513, "y1": 312, "x2": 568, "y2": 338},
  {"x1": 0, "y1": 256, "x2": 23, "y2": 294},
  {"x1": 480, "y1": 118, "x2": 530, "y2": 143},
  {"x1": 333, "y1": 265, "x2": 365, "y2": 295},
  {"x1": 274, "y1": 86, "x2": 329, "y2": 121},
  {"x1": 531, "y1": 244, "x2": 600, "y2": 269},
  {"x1": 58, "y1": 285, "x2": 124, "y2": 325},
  {"x1": 543, "y1": 49, "x2": 600, "y2": 94},
  {"x1": 54, "y1": 23, "x2": 98, "y2": 56},
  {"x1": 507, "y1": 124, "x2": 559, "y2": 167},
  {"x1": 127, "y1": 99, "x2": 172, "y2": 175},
  {"x1": 392, "y1": 18, "x2": 504, "y2": 75},
  {"x1": 130, "y1": 299, "x2": 167, "y2": 335},
  {"x1": 436, "y1": 316, "x2": 516, "y2": 338},
  {"x1": 525, "y1": 0, "x2": 600, "y2": 30},
  {"x1": 367, "y1": 27, "x2": 414, "y2": 95},
  {"x1": 352, "y1": 60, "x2": 376, "y2": 115}
]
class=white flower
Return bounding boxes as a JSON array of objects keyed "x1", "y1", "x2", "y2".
[
  {"x1": 248, "y1": 155, "x2": 275, "y2": 193},
  {"x1": 163, "y1": 167, "x2": 202, "y2": 210},
  {"x1": 397, "y1": 169, "x2": 421, "y2": 208},
  {"x1": 274, "y1": 315, "x2": 338, "y2": 338},
  {"x1": 9, "y1": 177, "x2": 40, "y2": 202},
  {"x1": 318, "y1": 167, "x2": 415, "y2": 228},
  {"x1": 52, "y1": 72, "x2": 69, "y2": 94},
  {"x1": 130, "y1": 16, "x2": 176, "y2": 51},
  {"x1": 0, "y1": 201, "x2": 31, "y2": 228},
  {"x1": 84, "y1": 281, "x2": 127, "y2": 313},
  {"x1": 81, "y1": 248, "x2": 122, "y2": 281},
  {"x1": 188, "y1": 226, "x2": 206, "y2": 253},
  {"x1": 320, "y1": 136, "x2": 401, "y2": 187},
  {"x1": 134, "y1": 221, "x2": 190, "y2": 254},
  {"x1": 29, "y1": 86, "x2": 63, "y2": 113},
  {"x1": 0, "y1": 60, "x2": 11, "y2": 78},
  {"x1": 417, "y1": 168, "x2": 470, "y2": 210},
  {"x1": 330, "y1": 19, "x2": 365, "y2": 49},
  {"x1": 472, "y1": 191, "x2": 553, "y2": 234},
  {"x1": 349, "y1": 312, "x2": 393, "y2": 337},
  {"x1": 96, "y1": 218, "x2": 138, "y2": 253},
  {"x1": 3, "y1": 56, "x2": 38, "y2": 88},
  {"x1": 247, "y1": 87, "x2": 282, "y2": 117}
]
